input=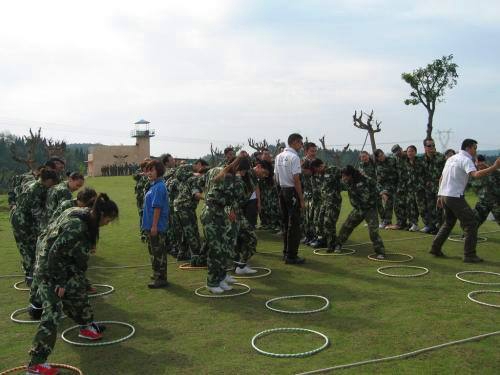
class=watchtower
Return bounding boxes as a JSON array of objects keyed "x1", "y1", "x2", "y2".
[{"x1": 131, "y1": 119, "x2": 155, "y2": 161}]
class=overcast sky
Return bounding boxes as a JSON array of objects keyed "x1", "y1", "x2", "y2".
[{"x1": 1, "y1": 0, "x2": 499, "y2": 158}]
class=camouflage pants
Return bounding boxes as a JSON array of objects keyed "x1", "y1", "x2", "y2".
[
  {"x1": 166, "y1": 211, "x2": 182, "y2": 253},
  {"x1": 175, "y1": 207, "x2": 202, "y2": 260},
  {"x1": 422, "y1": 190, "x2": 440, "y2": 228},
  {"x1": 475, "y1": 199, "x2": 500, "y2": 227},
  {"x1": 378, "y1": 191, "x2": 394, "y2": 224},
  {"x1": 29, "y1": 277, "x2": 93, "y2": 365},
  {"x1": 10, "y1": 211, "x2": 36, "y2": 277},
  {"x1": 321, "y1": 200, "x2": 341, "y2": 248},
  {"x1": 407, "y1": 189, "x2": 426, "y2": 226},
  {"x1": 235, "y1": 216, "x2": 257, "y2": 265},
  {"x1": 303, "y1": 195, "x2": 315, "y2": 237},
  {"x1": 201, "y1": 208, "x2": 232, "y2": 287},
  {"x1": 146, "y1": 231, "x2": 168, "y2": 281},
  {"x1": 336, "y1": 208, "x2": 385, "y2": 254},
  {"x1": 313, "y1": 198, "x2": 325, "y2": 238},
  {"x1": 394, "y1": 186, "x2": 408, "y2": 226},
  {"x1": 260, "y1": 187, "x2": 281, "y2": 228}
]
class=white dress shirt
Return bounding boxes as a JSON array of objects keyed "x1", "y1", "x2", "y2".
[
  {"x1": 438, "y1": 150, "x2": 477, "y2": 197},
  {"x1": 274, "y1": 147, "x2": 301, "y2": 187}
]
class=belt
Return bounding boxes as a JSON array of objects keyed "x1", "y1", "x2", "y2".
[{"x1": 280, "y1": 186, "x2": 295, "y2": 190}]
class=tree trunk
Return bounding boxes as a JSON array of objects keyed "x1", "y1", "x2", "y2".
[
  {"x1": 426, "y1": 110, "x2": 434, "y2": 140},
  {"x1": 368, "y1": 131, "x2": 377, "y2": 155}
]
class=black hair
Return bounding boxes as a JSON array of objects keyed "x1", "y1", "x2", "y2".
[
  {"x1": 476, "y1": 154, "x2": 486, "y2": 162},
  {"x1": 39, "y1": 168, "x2": 59, "y2": 183},
  {"x1": 195, "y1": 158, "x2": 209, "y2": 166},
  {"x1": 374, "y1": 149, "x2": 384, "y2": 158},
  {"x1": 287, "y1": 133, "x2": 303, "y2": 146},
  {"x1": 444, "y1": 149, "x2": 456, "y2": 157},
  {"x1": 304, "y1": 142, "x2": 317, "y2": 151},
  {"x1": 255, "y1": 159, "x2": 274, "y2": 185},
  {"x1": 146, "y1": 159, "x2": 165, "y2": 177},
  {"x1": 360, "y1": 150, "x2": 370, "y2": 156},
  {"x1": 341, "y1": 165, "x2": 363, "y2": 183},
  {"x1": 161, "y1": 154, "x2": 173, "y2": 166},
  {"x1": 68, "y1": 171, "x2": 85, "y2": 180},
  {"x1": 48, "y1": 157, "x2": 65, "y2": 165},
  {"x1": 406, "y1": 145, "x2": 417, "y2": 152},
  {"x1": 76, "y1": 187, "x2": 97, "y2": 207},
  {"x1": 87, "y1": 193, "x2": 119, "y2": 246},
  {"x1": 302, "y1": 159, "x2": 312, "y2": 169},
  {"x1": 423, "y1": 138, "x2": 435, "y2": 146},
  {"x1": 461, "y1": 139, "x2": 478, "y2": 151},
  {"x1": 44, "y1": 160, "x2": 57, "y2": 169},
  {"x1": 224, "y1": 147, "x2": 234, "y2": 156},
  {"x1": 310, "y1": 158, "x2": 324, "y2": 169}
]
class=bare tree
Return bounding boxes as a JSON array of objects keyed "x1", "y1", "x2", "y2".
[
  {"x1": 210, "y1": 143, "x2": 223, "y2": 166},
  {"x1": 352, "y1": 110, "x2": 381, "y2": 155},
  {"x1": 247, "y1": 138, "x2": 269, "y2": 152},
  {"x1": 44, "y1": 138, "x2": 66, "y2": 158},
  {"x1": 10, "y1": 128, "x2": 44, "y2": 171}
]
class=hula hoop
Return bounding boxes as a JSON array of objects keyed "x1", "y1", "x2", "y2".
[
  {"x1": 448, "y1": 235, "x2": 487, "y2": 243},
  {"x1": 179, "y1": 263, "x2": 207, "y2": 270},
  {"x1": 0, "y1": 363, "x2": 83, "y2": 375},
  {"x1": 456, "y1": 271, "x2": 500, "y2": 285},
  {"x1": 10, "y1": 307, "x2": 67, "y2": 324},
  {"x1": 313, "y1": 248, "x2": 356, "y2": 256},
  {"x1": 88, "y1": 284, "x2": 115, "y2": 298},
  {"x1": 467, "y1": 290, "x2": 500, "y2": 308},
  {"x1": 251, "y1": 327, "x2": 329, "y2": 358},
  {"x1": 377, "y1": 266, "x2": 429, "y2": 278},
  {"x1": 367, "y1": 253, "x2": 413, "y2": 263},
  {"x1": 231, "y1": 267, "x2": 272, "y2": 279},
  {"x1": 0, "y1": 274, "x2": 23, "y2": 279},
  {"x1": 265, "y1": 295, "x2": 330, "y2": 314},
  {"x1": 61, "y1": 320, "x2": 135, "y2": 346},
  {"x1": 13, "y1": 280, "x2": 29, "y2": 291},
  {"x1": 195, "y1": 283, "x2": 251, "y2": 298}
]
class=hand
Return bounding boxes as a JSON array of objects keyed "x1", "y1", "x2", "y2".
[
  {"x1": 150, "y1": 226, "x2": 158, "y2": 237},
  {"x1": 56, "y1": 287, "x2": 65, "y2": 298},
  {"x1": 299, "y1": 198, "x2": 305, "y2": 210},
  {"x1": 494, "y1": 157, "x2": 500, "y2": 169},
  {"x1": 381, "y1": 193, "x2": 389, "y2": 203},
  {"x1": 436, "y1": 196, "x2": 444, "y2": 209},
  {"x1": 228, "y1": 210, "x2": 237, "y2": 222}
]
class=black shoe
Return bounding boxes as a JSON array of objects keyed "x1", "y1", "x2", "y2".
[
  {"x1": 285, "y1": 257, "x2": 306, "y2": 265},
  {"x1": 311, "y1": 240, "x2": 326, "y2": 249},
  {"x1": 177, "y1": 255, "x2": 191, "y2": 262},
  {"x1": 326, "y1": 247, "x2": 334, "y2": 254},
  {"x1": 429, "y1": 250, "x2": 446, "y2": 257},
  {"x1": 148, "y1": 279, "x2": 169, "y2": 288},
  {"x1": 463, "y1": 256, "x2": 484, "y2": 263},
  {"x1": 28, "y1": 304, "x2": 43, "y2": 320}
]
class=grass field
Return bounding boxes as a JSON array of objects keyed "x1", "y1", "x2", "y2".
[{"x1": 1, "y1": 176, "x2": 499, "y2": 374}]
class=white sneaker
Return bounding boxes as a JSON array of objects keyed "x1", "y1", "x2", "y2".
[
  {"x1": 219, "y1": 280, "x2": 233, "y2": 291},
  {"x1": 409, "y1": 224, "x2": 419, "y2": 232},
  {"x1": 207, "y1": 286, "x2": 224, "y2": 294},
  {"x1": 420, "y1": 226, "x2": 431, "y2": 233},
  {"x1": 235, "y1": 266, "x2": 258, "y2": 275},
  {"x1": 376, "y1": 254, "x2": 385, "y2": 260},
  {"x1": 333, "y1": 244, "x2": 342, "y2": 253},
  {"x1": 224, "y1": 274, "x2": 236, "y2": 283},
  {"x1": 379, "y1": 223, "x2": 386, "y2": 229}
]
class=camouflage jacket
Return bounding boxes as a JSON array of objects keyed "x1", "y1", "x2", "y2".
[
  {"x1": 34, "y1": 207, "x2": 92, "y2": 288},
  {"x1": 15, "y1": 180, "x2": 49, "y2": 235},
  {"x1": 46, "y1": 181, "x2": 72, "y2": 220},
  {"x1": 204, "y1": 167, "x2": 236, "y2": 213},
  {"x1": 422, "y1": 152, "x2": 445, "y2": 192},
  {"x1": 375, "y1": 157, "x2": 397, "y2": 194},
  {"x1": 476, "y1": 170, "x2": 500, "y2": 204},
  {"x1": 8, "y1": 171, "x2": 35, "y2": 206},
  {"x1": 311, "y1": 174, "x2": 324, "y2": 203},
  {"x1": 321, "y1": 166, "x2": 342, "y2": 204},
  {"x1": 174, "y1": 174, "x2": 204, "y2": 210},
  {"x1": 394, "y1": 155, "x2": 409, "y2": 189},
  {"x1": 345, "y1": 175, "x2": 378, "y2": 211},
  {"x1": 49, "y1": 198, "x2": 77, "y2": 224},
  {"x1": 405, "y1": 157, "x2": 426, "y2": 192},
  {"x1": 359, "y1": 160, "x2": 377, "y2": 180},
  {"x1": 135, "y1": 175, "x2": 150, "y2": 208}
]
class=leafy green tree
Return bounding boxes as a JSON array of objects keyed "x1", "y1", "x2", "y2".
[{"x1": 402, "y1": 54, "x2": 458, "y2": 140}]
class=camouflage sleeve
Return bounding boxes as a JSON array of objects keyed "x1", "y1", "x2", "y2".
[
  {"x1": 47, "y1": 233, "x2": 85, "y2": 288},
  {"x1": 7, "y1": 175, "x2": 19, "y2": 206},
  {"x1": 30, "y1": 184, "x2": 48, "y2": 234}
]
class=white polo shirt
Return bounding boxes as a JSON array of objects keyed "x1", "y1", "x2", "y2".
[
  {"x1": 438, "y1": 150, "x2": 477, "y2": 197},
  {"x1": 274, "y1": 147, "x2": 301, "y2": 188}
]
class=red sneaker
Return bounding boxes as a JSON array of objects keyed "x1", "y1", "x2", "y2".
[
  {"x1": 26, "y1": 363, "x2": 59, "y2": 375},
  {"x1": 87, "y1": 285, "x2": 97, "y2": 293},
  {"x1": 78, "y1": 325, "x2": 103, "y2": 340}
]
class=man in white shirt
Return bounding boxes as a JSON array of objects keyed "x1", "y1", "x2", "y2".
[
  {"x1": 430, "y1": 139, "x2": 500, "y2": 262},
  {"x1": 274, "y1": 133, "x2": 305, "y2": 264}
]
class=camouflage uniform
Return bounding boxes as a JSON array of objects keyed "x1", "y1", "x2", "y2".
[
  {"x1": 10, "y1": 181, "x2": 49, "y2": 278},
  {"x1": 375, "y1": 157, "x2": 397, "y2": 225},
  {"x1": 133, "y1": 170, "x2": 150, "y2": 230},
  {"x1": 173, "y1": 165, "x2": 205, "y2": 264},
  {"x1": 165, "y1": 167, "x2": 182, "y2": 253},
  {"x1": 201, "y1": 167, "x2": 236, "y2": 287},
  {"x1": 336, "y1": 176, "x2": 385, "y2": 254},
  {"x1": 394, "y1": 155, "x2": 409, "y2": 227},
  {"x1": 474, "y1": 170, "x2": 500, "y2": 226},
  {"x1": 258, "y1": 179, "x2": 281, "y2": 230},
  {"x1": 45, "y1": 181, "x2": 72, "y2": 228},
  {"x1": 48, "y1": 198, "x2": 78, "y2": 224},
  {"x1": 302, "y1": 171, "x2": 315, "y2": 239},
  {"x1": 234, "y1": 172, "x2": 258, "y2": 266},
  {"x1": 405, "y1": 157, "x2": 427, "y2": 226},
  {"x1": 311, "y1": 173, "x2": 325, "y2": 239},
  {"x1": 29, "y1": 208, "x2": 94, "y2": 366},
  {"x1": 318, "y1": 166, "x2": 342, "y2": 249},
  {"x1": 359, "y1": 160, "x2": 377, "y2": 180},
  {"x1": 8, "y1": 171, "x2": 35, "y2": 208},
  {"x1": 422, "y1": 152, "x2": 446, "y2": 229}
]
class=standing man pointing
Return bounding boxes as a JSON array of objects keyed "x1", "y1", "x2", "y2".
[{"x1": 275, "y1": 133, "x2": 305, "y2": 264}]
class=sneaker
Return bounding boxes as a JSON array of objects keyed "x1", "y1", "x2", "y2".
[
  {"x1": 379, "y1": 223, "x2": 386, "y2": 229},
  {"x1": 78, "y1": 325, "x2": 103, "y2": 340},
  {"x1": 148, "y1": 279, "x2": 169, "y2": 289},
  {"x1": 224, "y1": 274, "x2": 236, "y2": 283},
  {"x1": 284, "y1": 257, "x2": 306, "y2": 265},
  {"x1": 26, "y1": 363, "x2": 59, "y2": 375},
  {"x1": 429, "y1": 250, "x2": 446, "y2": 257},
  {"x1": 219, "y1": 280, "x2": 233, "y2": 291},
  {"x1": 463, "y1": 256, "x2": 484, "y2": 263},
  {"x1": 408, "y1": 224, "x2": 419, "y2": 232},
  {"x1": 207, "y1": 286, "x2": 224, "y2": 294},
  {"x1": 91, "y1": 322, "x2": 106, "y2": 333},
  {"x1": 28, "y1": 304, "x2": 43, "y2": 321},
  {"x1": 311, "y1": 239, "x2": 326, "y2": 249},
  {"x1": 376, "y1": 254, "x2": 385, "y2": 260},
  {"x1": 87, "y1": 285, "x2": 97, "y2": 293},
  {"x1": 420, "y1": 226, "x2": 431, "y2": 233},
  {"x1": 385, "y1": 224, "x2": 401, "y2": 230},
  {"x1": 235, "y1": 266, "x2": 258, "y2": 275}
]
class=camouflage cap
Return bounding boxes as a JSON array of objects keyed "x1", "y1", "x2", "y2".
[{"x1": 391, "y1": 144, "x2": 402, "y2": 154}]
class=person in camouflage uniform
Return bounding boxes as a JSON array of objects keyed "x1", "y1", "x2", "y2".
[
  {"x1": 48, "y1": 187, "x2": 97, "y2": 225},
  {"x1": 387, "y1": 144, "x2": 409, "y2": 230},
  {"x1": 301, "y1": 143, "x2": 317, "y2": 244},
  {"x1": 421, "y1": 139, "x2": 446, "y2": 233},
  {"x1": 358, "y1": 151, "x2": 377, "y2": 180},
  {"x1": 8, "y1": 170, "x2": 37, "y2": 209},
  {"x1": 333, "y1": 165, "x2": 385, "y2": 257},
  {"x1": 173, "y1": 160, "x2": 209, "y2": 265},
  {"x1": 309, "y1": 159, "x2": 342, "y2": 251},
  {"x1": 405, "y1": 146, "x2": 427, "y2": 231},
  {"x1": 374, "y1": 149, "x2": 397, "y2": 227},
  {"x1": 474, "y1": 155, "x2": 500, "y2": 226},
  {"x1": 309, "y1": 167, "x2": 326, "y2": 248},
  {"x1": 10, "y1": 169, "x2": 59, "y2": 285},
  {"x1": 133, "y1": 159, "x2": 151, "y2": 240},
  {"x1": 259, "y1": 149, "x2": 281, "y2": 231},
  {"x1": 45, "y1": 172, "x2": 85, "y2": 228},
  {"x1": 26, "y1": 196, "x2": 119, "y2": 374},
  {"x1": 201, "y1": 157, "x2": 247, "y2": 294}
]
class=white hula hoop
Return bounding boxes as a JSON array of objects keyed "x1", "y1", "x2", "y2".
[
  {"x1": 377, "y1": 266, "x2": 429, "y2": 278},
  {"x1": 467, "y1": 290, "x2": 500, "y2": 308},
  {"x1": 456, "y1": 271, "x2": 500, "y2": 285},
  {"x1": 313, "y1": 248, "x2": 356, "y2": 256},
  {"x1": 251, "y1": 327, "x2": 329, "y2": 358},
  {"x1": 10, "y1": 307, "x2": 66, "y2": 324},
  {"x1": 265, "y1": 295, "x2": 330, "y2": 314},
  {"x1": 13, "y1": 280, "x2": 30, "y2": 291},
  {"x1": 88, "y1": 284, "x2": 115, "y2": 298},
  {"x1": 231, "y1": 267, "x2": 272, "y2": 279},
  {"x1": 448, "y1": 235, "x2": 487, "y2": 243},
  {"x1": 195, "y1": 283, "x2": 251, "y2": 298},
  {"x1": 61, "y1": 321, "x2": 135, "y2": 346},
  {"x1": 367, "y1": 253, "x2": 414, "y2": 263}
]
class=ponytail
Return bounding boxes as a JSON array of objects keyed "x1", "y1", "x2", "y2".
[{"x1": 87, "y1": 193, "x2": 119, "y2": 245}]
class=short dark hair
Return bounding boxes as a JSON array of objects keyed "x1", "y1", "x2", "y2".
[
  {"x1": 76, "y1": 187, "x2": 97, "y2": 206},
  {"x1": 304, "y1": 142, "x2": 317, "y2": 151},
  {"x1": 423, "y1": 138, "x2": 435, "y2": 146},
  {"x1": 48, "y1": 157, "x2": 65, "y2": 165},
  {"x1": 39, "y1": 168, "x2": 59, "y2": 183},
  {"x1": 195, "y1": 158, "x2": 209, "y2": 166},
  {"x1": 406, "y1": 145, "x2": 417, "y2": 152},
  {"x1": 461, "y1": 139, "x2": 478, "y2": 151},
  {"x1": 146, "y1": 159, "x2": 165, "y2": 177},
  {"x1": 360, "y1": 150, "x2": 370, "y2": 156},
  {"x1": 444, "y1": 149, "x2": 456, "y2": 157},
  {"x1": 310, "y1": 158, "x2": 324, "y2": 169},
  {"x1": 302, "y1": 159, "x2": 312, "y2": 170},
  {"x1": 287, "y1": 133, "x2": 303, "y2": 146},
  {"x1": 341, "y1": 165, "x2": 363, "y2": 183},
  {"x1": 224, "y1": 147, "x2": 234, "y2": 155},
  {"x1": 68, "y1": 171, "x2": 85, "y2": 180},
  {"x1": 44, "y1": 160, "x2": 57, "y2": 169},
  {"x1": 374, "y1": 149, "x2": 384, "y2": 158},
  {"x1": 476, "y1": 154, "x2": 486, "y2": 162},
  {"x1": 161, "y1": 153, "x2": 173, "y2": 165},
  {"x1": 256, "y1": 159, "x2": 274, "y2": 178}
]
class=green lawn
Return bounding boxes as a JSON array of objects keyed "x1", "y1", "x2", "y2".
[{"x1": 1, "y1": 176, "x2": 499, "y2": 374}]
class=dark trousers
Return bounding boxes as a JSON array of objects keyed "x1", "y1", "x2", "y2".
[
  {"x1": 431, "y1": 196, "x2": 478, "y2": 258},
  {"x1": 245, "y1": 199, "x2": 258, "y2": 229},
  {"x1": 279, "y1": 187, "x2": 301, "y2": 259}
]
